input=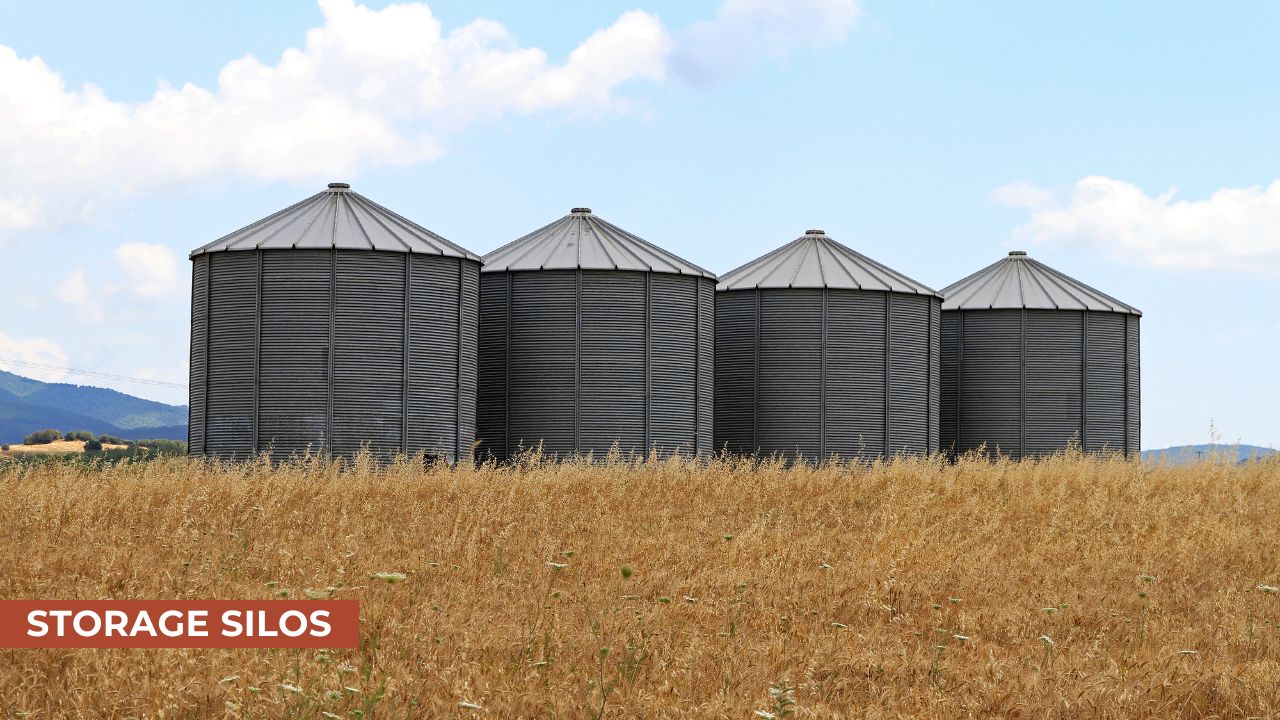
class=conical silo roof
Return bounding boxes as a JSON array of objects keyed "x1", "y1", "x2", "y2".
[
  {"x1": 941, "y1": 251, "x2": 1141, "y2": 315},
  {"x1": 717, "y1": 230, "x2": 938, "y2": 294},
  {"x1": 189, "y1": 183, "x2": 480, "y2": 260},
  {"x1": 482, "y1": 208, "x2": 715, "y2": 277}
]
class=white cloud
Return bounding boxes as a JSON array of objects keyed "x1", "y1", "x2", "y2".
[
  {"x1": 55, "y1": 267, "x2": 107, "y2": 321},
  {"x1": 0, "y1": 0, "x2": 672, "y2": 234},
  {"x1": 1000, "y1": 176, "x2": 1280, "y2": 274},
  {"x1": 114, "y1": 243, "x2": 180, "y2": 298},
  {"x1": 989, "y1": 181, "x2": 1052, "y2": 210},
  {"x1": 56, "y1": 268, "x2": 93, "y2": 305},
  {"x1": 672, "y1": 0, "x2": 861, "y2": 85},
  {"x1": 0, "y1": 332, "x2": 69, "y2": 382}
]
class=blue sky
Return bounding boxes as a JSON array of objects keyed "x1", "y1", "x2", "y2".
[{"x1": 1, "y1": 0, "x2": 1277, "y2": 450}]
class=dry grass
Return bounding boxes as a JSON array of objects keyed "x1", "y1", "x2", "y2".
[
  {"x1": 1, "y1": 451, "x2": 1279, "y2": 719},
  {"x1": 3, "y1": 440, "x2": 130, "y2": 456}
]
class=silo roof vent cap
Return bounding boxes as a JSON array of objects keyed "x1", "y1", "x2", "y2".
[
  {"x1": 327, "y1": 182, "x2": 351, "y2": 190},
  {"x1": 570, "y1": 207, "x2": 592, "y2": 215},
  {"x1": 1008, "y1": 250, "x2": 1028, "y2": 256},
  {"x1": 805, "y1": 229, "x2": 825, "y2": 236}
]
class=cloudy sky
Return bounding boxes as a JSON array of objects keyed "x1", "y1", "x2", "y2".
[{"x1": 1, "y1": 0, "x2": 1277, "y2": 450}]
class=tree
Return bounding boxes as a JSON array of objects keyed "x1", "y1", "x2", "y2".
[
  {"x1": 66, "y1": 430, "x2": 95, "y2": 442},
  {"x1": 84, "y1": 439, "x2": 103, "y2": 452},
  {"x1": 23, "y1": 429, "x2": 61, "y2": 445}
]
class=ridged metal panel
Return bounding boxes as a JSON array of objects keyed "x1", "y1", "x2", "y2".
[
  {"x1": 1085, "y1": 311, "x2": 1127, "y2": 453},
  {"x1": 889, "y1": 294, "x2": 931, "y2": 455},
  {"x1": 581, "y1": 271, "x2": 646, "y2": 454},
  {"x1": 1024, "y1": 310, "x2": 1083, "y2": 456},
  {"x1": 188, "y1": 255, "x2": 208, "y2": 456},
  {"x1": 332, "y1": 252, "x2": 404, "y2": 458},
  {"x1": 475, "y1": 274, "x2": 509, "y2": 459},
  {"x1": 649, "y1": 274, "x2": 710, "y2": 457},
  {"x1": 1125, "y1": 315, "x2": 1141, "y2": 455},
  {"x1": 257, "y1": 250, "x2": 331, "y2": 456},
  {"x1": 508, "y1": 271, "x2": 578, "y2": 457},
  {"x1": 823, "y1": 291, "x2": 887, "y2": 460},
  {"x1": 940, "y1": 312, "x2": 959, "y2": 454},
  {"x1": 645, "y1": 274, "x2": 716, "y2": 453},
  {"x1": 407, "y1": 255, "x2": 464, "y2": 461},
  {"x1": 475, "y1": 269, "x2": 711, "y2": 461},
  {"x1": 928, "y1": 299, "x2": 941, "y2": 454},
  {"x1": 955, "y1": 310, "x2": 1023, "y2": 458},
  {"x1": 713, "y1": 291, "x2": 757, "y2": 454},
  {"x1": 696, "y1": 279, "x2": 715, "y2": 456},
  {"x1": 204, "y1": 252, "x2": 257, "y2": 457},
  {"x1": 756, "y1": 289, "x2": 823, "y2": 460}
]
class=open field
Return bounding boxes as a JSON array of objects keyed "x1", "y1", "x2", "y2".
[
  {"x1": 2, "y1": 452, "x2": 1279, "y2": 718},
  {"x1": 0, "y1": 440, "x2": 131, "y2": 458}
]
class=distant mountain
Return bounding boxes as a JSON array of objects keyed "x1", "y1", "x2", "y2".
[
  {"x1": 0, "y1": 369, "x2": 188, "y2": 444},
  {"x1": 1143, "y1": 444, "x2": 1277, "y2": 465}
]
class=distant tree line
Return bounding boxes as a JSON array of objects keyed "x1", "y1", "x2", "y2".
[{"x1": 14, "y1": 428, "x2": 186, "y2": 456}]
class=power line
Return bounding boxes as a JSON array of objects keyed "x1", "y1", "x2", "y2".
[{"x1": 0, "y1": 357, "x2": 188, "y2": 390}]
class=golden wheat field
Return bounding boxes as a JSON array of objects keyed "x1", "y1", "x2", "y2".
[{"x1": 2, "y1": 451, "x2": 1279, "y2": 719}]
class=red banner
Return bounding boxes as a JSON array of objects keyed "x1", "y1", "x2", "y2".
[{"x1": 0, "y1": 600, "x2": 360, "y2": 648}]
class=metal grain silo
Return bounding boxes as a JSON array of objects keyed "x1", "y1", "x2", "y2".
[
  {"x1": 188, "y1": 183, "x2": 482, "y2": 461},
  {"x1": 940, "y1": 251, "x2": 1141, "y2": 459},
  {"x1": 715, "y1": 230, "x2": 942, "y2": 461},
  {"x1": 476, "y1": 208, "x2": 715, "y2": 461}
]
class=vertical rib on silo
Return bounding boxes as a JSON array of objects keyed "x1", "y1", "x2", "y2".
[
  {"x1": 697, "y1": 280, "x2": 715, "y2": 457},
  {"x1": 1125, "y1": 315, "x2": 1141, "y2": 455},
  {"x1": 819, "y1": 289, "x2": 827, "y2": 459},
  {"x1": 459, "y1": 259, "x2": 479, "y2": 461},
  {"x1": 402, "y1": 253, "x2": 411, "y2": 455},
  {"x1": 884, "y1": 291, "x2": 891, "y2": 457},
  {"x1": 252, "y1": 251, "x2": 262, "y2": 455}
]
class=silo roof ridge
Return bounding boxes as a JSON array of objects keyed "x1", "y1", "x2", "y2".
[
  {"x1": 717, "y1": 233, "x2": 939, "y2": 295},
  {"x1": 189, "y1": 185, "x2": 481, "y2": 261},
  {"x1": 481, "y1": 210, "x2": 716, "y2": 278},
  {"x1": 940, "y1": 252, "x2": 1141, "y2": 315}
]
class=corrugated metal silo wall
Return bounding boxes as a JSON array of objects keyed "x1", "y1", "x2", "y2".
[
  {"x1": 205, "y1": 252, "x2": 257, "y2": 457},
  {"x1": 259, "y1": 250, "x2": 330, "y2": 456},
  {"x1": 474, "y1": 270, "x2": 713, "y2": 461},
  {"x1": 940, "y1": 309, "x2": 1140, "y2": 459},
  {"x1": 188, "y1": 255, "x2": 208, "y2": 456},
  {"x1": 407, "y1": 255, "x2": 479, "y2": 463},
  {"x1": 191, "y1": 250, "x2": 478, "y2": 461},
  {"x1": 713, "y1": 289, "x2": 939, "y2": 462}
]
